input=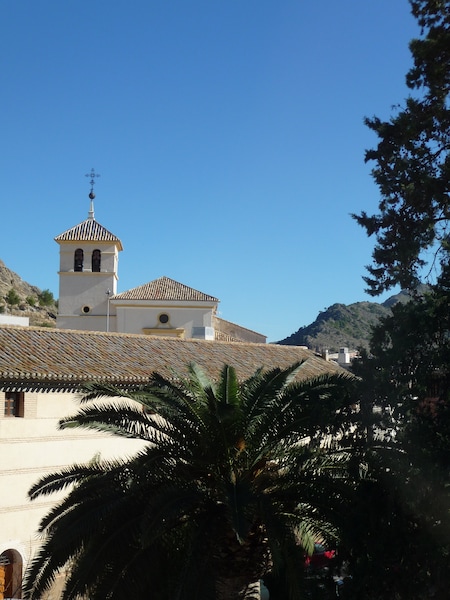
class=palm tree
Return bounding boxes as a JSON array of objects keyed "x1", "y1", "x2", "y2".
[{"x1": 23, "y1": 361, "x2": 356, "y2": 600}]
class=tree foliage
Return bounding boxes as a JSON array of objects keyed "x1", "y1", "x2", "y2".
[
  {"x1": 342, "y1": 3, "x2": 450, "y2": 597},
  {"x1": 353, "y1": 0, "x2": 450, "y2": 295},
  {"x1": 38, "y1": 288, "x2": 55, "y2": 307},
  {"x1": 346, "y1": 259, "x2": 450, "y2": 598},
  {"x1": 23, "y1": 362, "x2": 357, "y2": 600},
  {"x1": 6, "y1": 288, "x2": 20, "y2": 307}
]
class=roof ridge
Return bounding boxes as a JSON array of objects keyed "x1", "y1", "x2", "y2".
[
  {"x1": 55, "y1": 218, "x2": 123, "y2": 249},
  {"x1": 112, "y1": 276, "x2": 219, "y2": 303}
]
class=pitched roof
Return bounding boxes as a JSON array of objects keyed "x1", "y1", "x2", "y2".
[
  {"x1": 112, "y1": 276, "x2": 219, "y2": 303},
  {"x1": 0, "y1": 326, "x2": 343, "y2": 391},
  {"x1": 55, "y1": 218, "x2": 123, "y2": 250}
]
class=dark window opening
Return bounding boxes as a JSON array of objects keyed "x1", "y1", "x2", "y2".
[
  {"x1": 5, "y1": 392, "x2": 24, "y2": 417},
  {"x1": 74, "y1": 249, "x2": 84, "y2": 272},
  {"x1": 92, "y1": 249, "x2": 101, "y2": 272}
]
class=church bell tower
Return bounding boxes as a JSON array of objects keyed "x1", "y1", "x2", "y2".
[{"x1": 55, "y1": 170, "x2": 123, "y2": 332}]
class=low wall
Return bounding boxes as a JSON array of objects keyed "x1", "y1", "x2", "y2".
[{"x1": 0, "y1": 315, "x2": 29, "y2": 326}]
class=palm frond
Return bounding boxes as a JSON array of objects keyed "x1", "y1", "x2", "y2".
[
  {"x1": 242, "y1": 362, "x2": 304, "y2": 424},
  {"x1": 59, "y1": 401, "x2": 156, "y2": 440},
  {"x1": 28, "y1": 460, "x2": 120, "y2": 499},
  {"x1": 24, "y1": 360, "x2": 359, "y2": 600}
]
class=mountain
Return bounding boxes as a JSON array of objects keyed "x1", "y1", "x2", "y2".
[
  {"x1": 277, "y1": 291, "x2": 414, "y2": 352},
  {"x1": 0, "y1": 259, "x2": 57, "y2": 327}
]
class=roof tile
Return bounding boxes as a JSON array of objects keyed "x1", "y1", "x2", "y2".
[
  {"x1": 112, "y1": 276, "x2": 219, "y2": 302},
  {"x1": 55, "y1": 218, "x2": 123, "y2": 250},
  {"x1": 0, "y1": 326, "x2": 343, "y2": 391}
]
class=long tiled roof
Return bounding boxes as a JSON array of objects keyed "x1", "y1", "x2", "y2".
[
  {"x1": 0, "y1": 326, "x2": 343, "y2": 391},
  {"x1": 55, "y1": 218, "x2": 123, "y2": 250},
  {"x1": 112, "y1": 276, "x2": 219, "y2": 303}
]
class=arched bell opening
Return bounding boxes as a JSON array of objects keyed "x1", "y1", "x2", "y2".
[{"x1": 74, "y1": 248, "x2": 84, "y2": 272}]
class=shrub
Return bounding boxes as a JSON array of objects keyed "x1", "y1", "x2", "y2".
[
  {"x1": 38, "y1": 289, "x2": 55, "y2": 307},
  {"x1": 6, "y1": 288, "x2": 20, "y2": 306}
]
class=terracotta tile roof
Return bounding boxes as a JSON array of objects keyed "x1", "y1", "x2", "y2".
[
  {"x1": 0, "y1": 326, "x2": 343, "y2": 391},
  {"x1": 55, "y1": 218, "x2": 123, "y2": 250},
  {"x1": 112, "y1": 276, "x2": 219, "y2": 303}
]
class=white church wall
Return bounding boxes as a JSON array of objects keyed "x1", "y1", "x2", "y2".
[
  {"x1": 57, "y1": 239, "x2": 120, "y2": 333},
  {"x1": 58, "y1": 274, "x2": 117, "y2": 315},
  {"x1": 58, "y1": 242, "x2": 118, "y2": 275},
  {"x1": 114, "y1": 304, "x2": 215, "y2": 338},
  {"x1": 0, "y1": 389, "x2": 145, "y2": 581},
  {"x1": 56, "y1": 314, "x2": 117, "y2": 332}
]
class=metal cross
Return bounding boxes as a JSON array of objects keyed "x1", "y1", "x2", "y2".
[{"x1": 85, "y1": 168, "x2": 100, "y2": 193}]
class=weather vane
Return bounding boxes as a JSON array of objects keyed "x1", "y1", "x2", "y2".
[{"x1": 85, "y1": 168, "x2": 100, "y2": 199}]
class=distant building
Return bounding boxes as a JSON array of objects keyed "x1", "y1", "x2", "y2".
[
  {"x1": 322, "y1": 347, "x2": 359, "y2": 368},
  {"x1": 55, "y1": 189, "x2": 265, "y2": 343}
]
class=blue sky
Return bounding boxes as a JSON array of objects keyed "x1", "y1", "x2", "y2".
[{"x1": 2, "y1": 0, "x2": 418, "y2": 342}]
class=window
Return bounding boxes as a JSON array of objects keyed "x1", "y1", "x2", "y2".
[
  {"x1": 92, "y1": 249, "x2": 101, "y2": 272},
  {"x1": 74, "y1": 248, "x2": 84, "y2": 272},
  {"x1": 4, "y1": 392, "x2": 24, "y2": 417}
]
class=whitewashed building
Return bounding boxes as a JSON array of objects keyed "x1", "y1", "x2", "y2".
[
  {"x1": 55, "y1": 193, "x2": 265, "y2": 343},
  {"x1": 0, "y1": 326, "x2": 341, "y2": 599}
]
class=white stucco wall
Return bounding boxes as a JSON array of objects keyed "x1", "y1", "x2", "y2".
[
  {"x1": 58, "y1": 274, "x2": 117, "y2": 315},
  {"x1": 58, "y1": 243, "x2": 118, "y2": 276},
  {"x1": 0, "y1": 316, "x2": 29, "y2": 327},
  {"x1": 114, "y1": 302, "x2": 216, "y2": 338},
  {"x1": 56, "y1": 314, "x2": 117, "y2": 332},
  {"x1": 0, "y1": 390, "x2": 145, "y2": 579},
  {"x1": 57, "y1": 241, "x2": 120, "y2": 332}
]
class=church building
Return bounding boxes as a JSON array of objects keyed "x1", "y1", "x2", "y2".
[
  {"x1": 2, "y1": 173, "x2": 332, "y2": 598},
  {"x1": 55, "y1": 173, "x2": 266, "y2": 343},
  {"x1": 0, "y1": 326, "x2": 341, "y2": 599}
]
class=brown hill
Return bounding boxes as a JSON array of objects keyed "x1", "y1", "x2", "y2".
[
  {"x1": 277, "y1": 291, "x2": 415, "y2": 352},
  {"x1": 0, "y1": 259, "x2": 57, "y2": 327}
]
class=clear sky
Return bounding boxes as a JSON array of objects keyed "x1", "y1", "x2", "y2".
[{"x1": 1, "y1": 0, "x2": 418, "y2": 342}]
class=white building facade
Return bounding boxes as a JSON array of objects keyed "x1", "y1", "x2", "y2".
[
  {"x1": 0, "y1": 326, "x2": 340, "y2": 598},
  {"x1": 55, "y1": 195, "x2": 265, "y2": 343}
]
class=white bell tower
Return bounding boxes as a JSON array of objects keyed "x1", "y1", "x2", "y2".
[{"x1": 55, "y1": 170, "x2": 123, "y2": 332}]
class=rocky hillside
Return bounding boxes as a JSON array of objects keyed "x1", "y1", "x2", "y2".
[
  {"x1": 0, "y1": 259, "x2": 57, "y2": 327},
  {"x1": 277, "y1": 290, "x2": 413, "y2": 352}
]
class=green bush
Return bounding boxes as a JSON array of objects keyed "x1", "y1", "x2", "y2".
[
  {"x1": 26, "y1": 296, "x2": 36, "y2": 307},
  {"x1": 6, "y1": 288, "x2": 20, "y2": 306},
  {"x1": 38, "y1": 289, "x2": 55, "y2": 307}
]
